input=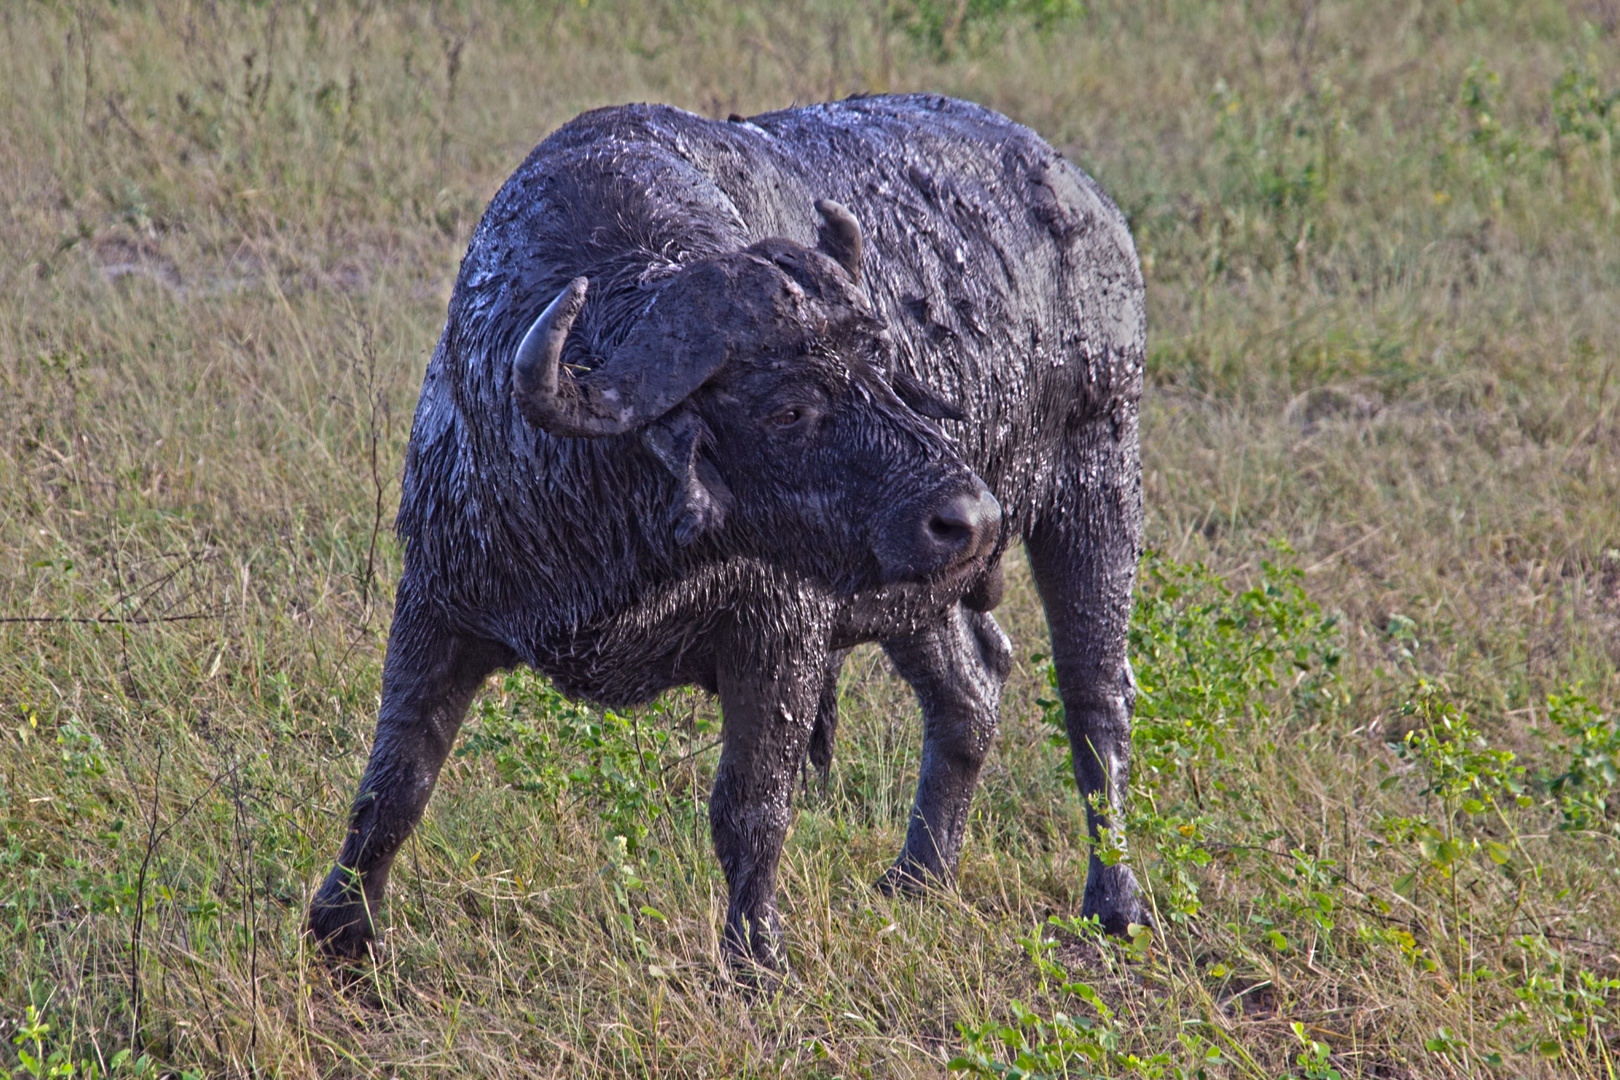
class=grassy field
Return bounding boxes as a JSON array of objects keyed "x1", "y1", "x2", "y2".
[{"x1": 2, "y1": 1, "x2": 1618, "y2": 1076}]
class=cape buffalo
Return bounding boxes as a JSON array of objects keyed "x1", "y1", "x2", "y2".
[{"x1": 308, "y1": 94, "x2": 1147, "y2": 971}]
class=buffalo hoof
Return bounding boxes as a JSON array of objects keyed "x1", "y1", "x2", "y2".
[
  {"x1": 725, "y1": 952, "x2": 793, "y2": 996},
  {"x1": 1080, "y1": 859, "x2": 1152, "y2": 938},
  {"x1": 874, "y1": 859, "x2": 945, "y2": 898},
  {"x1": 306, "y1": 898, "x2": 377, "y2": 963},
  {"x1": 721, "y1": 907, "x2": 791, "y2": 989}
]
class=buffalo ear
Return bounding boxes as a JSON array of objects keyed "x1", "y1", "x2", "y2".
[
  {"x1": 892, "y1": 369, "x2": 967, "y2": 422},
  {"x1": 814, "y1": 199, "x2": 863, "y2": 284},
  {"x1": 643, "y1": 410, "x2": 733, "y2": 545},
  {"x1": 679, "y1": 456, "x2": 734, "y2": 546}
]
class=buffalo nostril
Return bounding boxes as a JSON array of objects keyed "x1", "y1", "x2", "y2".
[
  {"x1": 926, "y1": 487, "x2": 1001, "y2": 556},
  {"x1": 928, "y1": 509, "x2": 974, "y2": 548}
]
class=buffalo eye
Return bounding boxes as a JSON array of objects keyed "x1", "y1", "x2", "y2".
[{"x1": 764, "y1": 407, "x2": 808, "y2": 430}]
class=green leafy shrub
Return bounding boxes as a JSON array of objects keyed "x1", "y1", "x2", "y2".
[
  {"x1": 1128, "y1": 546, "x2": 1342, "y2": 796},
  {"x1": 457, "y1": 671, "x2": 689, "y2": 852},
  {"x1": 1041, "y1": 546, "x2": 1342, "y2": 797},
  {"x1": 1037, "y1": 546, "x2": 1343, "y2": 923},
  {"x1": 1551, "y1": 53, "x2": 1620, "y2": 148},
  {"x1": 968, "y1": 549, "x2": 1350, "y2": 1071}
]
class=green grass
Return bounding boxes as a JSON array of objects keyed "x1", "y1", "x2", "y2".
[{"x1": 2, "y1": 1, "x2": 1618, "y2": 1076}]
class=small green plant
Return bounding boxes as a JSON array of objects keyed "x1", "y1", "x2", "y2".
[
  {"x1": 1551, "y1": 54, "x2": 1619, "y2": 148},
  {"x1": 1209, "y1": 77, "x2": 1335, "y2": 214},
  {"x1": 1127, "y1": 546, "x2": 1342, "y2": 800},
  {"x1": 3, "y1": 1007, "x2": 74, "y2": 1080},
  {"x1": 1375, "y1": 682, "x2": 1526, "y2": 902},
  {"x1": 603, "y1": 832, "x2": 667, "y2": 963},
  {"x1": 1445, "y1": 59, "x2": 1538, "y2": 210},
  {"x1": 1370, "y1": 683, "x2": 1532, "y2": 1070},
  {"x1": 894, "y1": 0, "x2": 1084, "y2": 56},
  {"x1": 947, "y1": 920, "x2": 1200, "y2": 1079},
  {"x1": 54, "y1": 716, "x2": 107, "y2": 781},
  {"x1": 1286, "y1": 1021, "x2": 1342, "y2": 1080},
  {"x1": 1498, "y1": 935, "x2": 1620, "y2": 1076},
  {"x1": 948, "y1": 999, "x2": 1180, "y2": 1080},
  {"x1": 1456, "y1": 62, "x2": 1524, "y2": 167},
  {"x1": 1549, "y1": 31, "x2": 1620, "y2": 219},
  {"x1": 1535, "y1": 691, "x2": 1619, "y2": 836},
  {"x1": 1, "y1": 1006, "x2": 151, "y2": 1080},
  {"x1": 1043, "y1": 547, "x2": 1341, "y2": 797}
]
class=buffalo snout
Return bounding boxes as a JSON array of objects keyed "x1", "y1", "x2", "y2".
[
  {"x1": 926, "y1": 485, "x2": 1000, "y2": 562},
  {"x1": 877, "y1": 478, "x2": 1001, "y2": 583}
]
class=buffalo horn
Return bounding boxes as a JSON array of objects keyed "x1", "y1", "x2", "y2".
[
  {"x1": 512, "y1": 277, "x2": 602, "y2": 433},
  {"x1": 515, "y1": 277, "x2": 681, "y2": 439},
  {"x1": 512, "y1": 258, "x2": 777, "y2": 439},
  {"x1": 814, "y1": 199, "x2": 862, "y2": 284}
]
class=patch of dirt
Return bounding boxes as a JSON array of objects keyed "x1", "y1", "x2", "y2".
[
  {"x1": 1285, "y1": 382, "x2": 1385, "y2": 435},
  {"x1": 1220, "y1": 978, "x2": 1278, "y2": 1019},
  {"x1": 92, "y1": 231, "x2": 183, "y2": 291},
  {"x1": 1600, "y1": 547, "x2": 1620, "y2": 612}
]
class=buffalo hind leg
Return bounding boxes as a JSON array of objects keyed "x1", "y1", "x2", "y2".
[
  {"x1": 806, "y1": 646, "x2": 850, "y2": 783},
  {"x1": 308, "y1": 587, "x2": 512, "y2": 959},
  {"x1": 1026, "y1": 424, "x2": 1150, "y2": 937},
  {"x1": 878, "y1": 603, "x2": 1011, "y2": 893},
  {"x1": 710, "y1": 634, "x2": 824, "y2": 974}
]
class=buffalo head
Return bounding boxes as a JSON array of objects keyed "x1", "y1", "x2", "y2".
[{"x1": 509, "y1": 201, "x2": 1001, "y2": 595}]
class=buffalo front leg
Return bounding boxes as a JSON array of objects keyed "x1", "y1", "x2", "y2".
[
  {"x1": 308, "y1": 589, "x2": 511, "y2": 959},
  {"x1": 878, "y1": 604, "x2": 1011, "y2": 893},
  {"x1": 710, "y1": 636, "x2": 824, "y2": 973},
  {"x1": 1027, "y1": 419, "x2": 1150, "y2": 937}
]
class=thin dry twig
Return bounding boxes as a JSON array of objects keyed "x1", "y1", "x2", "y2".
[{"x1": 0, "y1": 612, "x2": 219, "y2": 625}]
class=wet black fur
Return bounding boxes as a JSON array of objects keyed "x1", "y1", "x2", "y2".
[{"x1": 309, "y1": 94, "x2": 1148, "y2": 970}]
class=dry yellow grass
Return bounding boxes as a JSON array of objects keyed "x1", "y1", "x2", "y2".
[{"x1": 1, "y1": 2, "x2": 1617, "y2": 1077}]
